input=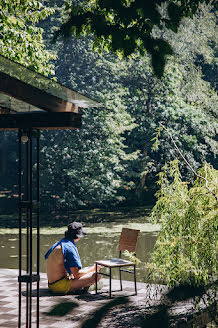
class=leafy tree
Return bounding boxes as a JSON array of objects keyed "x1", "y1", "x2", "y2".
[
  {"x1": 38, "y1": 2, "x2": 217, "y2": 208},
  {"x1": 1, "y1": 1, "x2": 217, "y2": 212},
  {"x1": 55, "y1": 0, "x2": 217, "y2": 77},
  {"x1": 39, "y1": 40, "x2": 137, "y2": 210},
  {"x1": 147, "y1": 160, "x2": 217, "y2": 286},
  {"x1": 40, "y1": 107, "x2": 136, "y2": 210},
  {"x1": 165, "y1": 4, "x2": 218, "y2": 117},
  {"x1": 0, "y1": 0, "x2": 56, "y2": 74},
  {"x1": 119, "y1": 61, "x2": 217, "y2": 203},
  {"x1": 0, "y1": 0, "x2": 56, "y2": 202},
  {"x1": 112, "y1": 4, "x2": 218, "y2": 203},
  {"x1": 0, "y1": 0, "x2": 137, "y2": 212},
  {"x1": 37, "y1": 3, "x2": 138, "y2": 210}
]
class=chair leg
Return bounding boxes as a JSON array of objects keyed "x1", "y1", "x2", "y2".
[
  {"x1": 119, "y1": 268, "x2": 122, "y2": 291},
  {"x1": 109, "y1": 268, "x2": 112, "y2": 298},
  {"x1": 134, "y1": 265, "x2": 137, "y2": 295},
  {"x1": 95, "y1": 263, "x2": 98, "y2": 294}
]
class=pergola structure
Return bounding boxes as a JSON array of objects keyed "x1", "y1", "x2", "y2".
[{"x1": 0, "y1": 54, "x2": 101, "y2": 327}]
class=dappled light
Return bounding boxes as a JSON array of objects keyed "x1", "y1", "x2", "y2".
[{"x1": 0, "y1": 1, "x2": 217, "y2": 327}]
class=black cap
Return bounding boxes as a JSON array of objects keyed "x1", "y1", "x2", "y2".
[{"x1": 65, "y1": 222, "x2": 86, "y2": 240}]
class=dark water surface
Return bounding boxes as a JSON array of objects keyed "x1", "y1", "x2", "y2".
[{"x1": 0, "y1": 218, "x2": 160, "y2": 282}]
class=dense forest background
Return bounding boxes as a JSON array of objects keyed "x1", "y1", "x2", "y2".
[{"x1": 0, "y1": 0, "x2": 217, "y2": 214}]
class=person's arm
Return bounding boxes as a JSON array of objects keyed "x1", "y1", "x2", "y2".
[{"x1": 70, "y1": 265, "x2": 101, "y2": 279}]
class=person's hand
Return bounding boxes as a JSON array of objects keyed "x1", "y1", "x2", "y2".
[{"x1": 68, "y1": 273, "x2": 75, "y2": 279}]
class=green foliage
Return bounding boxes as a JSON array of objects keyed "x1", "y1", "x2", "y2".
[
  {"x1": 0, "y1": 2, "x2": 217, "y2": 211},
  {"x1": 40, "y1": 105, "x2": 137, "y2": 210},
  {"x1": 113, "y1": 57, "x2": 217, "y2": 204},
  {"x1": 38, "y1": 10, "x2": 139, "y2": 210},
  {"x1": 167, "y1": 4, "x2": 218, "y2": 116},
  {"x1": 51, "y1": 3, "x2": 217, "y2": 206},
  {"x1": 117, "y1": 5, "x2": 218, "y2": 203},
  {"x1": 151, "y1": 126, "x2": 164, "y2": 151},
  {"x1": 123, "y1": 250, "x2": 141, "y2": 265},
  {"x1": 55, "y1": 0, "x2": 217, "y2": 77},
  {"x1": 147, "y1": 160, "x2": 218, "y2": 286},
  {"x1": 0, "y1": 0, "x2": 56, "y2": 75}
]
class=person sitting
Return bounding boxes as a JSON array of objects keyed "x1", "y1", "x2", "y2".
[{"x1": 44, "y1": 221, "x2": 101, "y2": 294}]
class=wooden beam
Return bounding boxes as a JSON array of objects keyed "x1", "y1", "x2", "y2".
[
  {"x1": 0, "y1": 112, "x2": 82, "y2": 130},
  {"x1": 0, "y1": 72, "x2": 78, "y2": 113}
]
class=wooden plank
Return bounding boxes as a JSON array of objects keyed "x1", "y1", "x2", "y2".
[
  {"x1": 0, "y1": 112, "x2": 82, "y2": 130},
  {"x1": 0, "y1": 72, "x2": 78, "y2": 113}
]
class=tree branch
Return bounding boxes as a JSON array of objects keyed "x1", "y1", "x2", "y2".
[{"x1": 159, "y1": 123, "x2": 218, "y2": 202}]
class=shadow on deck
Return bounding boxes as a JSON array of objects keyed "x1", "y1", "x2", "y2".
[{"x1": 0, "y1": 269, "x2": 215, "y2": 328}]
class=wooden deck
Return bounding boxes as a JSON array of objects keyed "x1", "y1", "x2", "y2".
[{"x1": 0, "y1": 269, "x2": 215, "y2": 327}]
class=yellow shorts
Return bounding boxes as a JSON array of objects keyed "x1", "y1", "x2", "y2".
[{"x1": 48, "y1": 276, "x2": 72, "y2": 294}]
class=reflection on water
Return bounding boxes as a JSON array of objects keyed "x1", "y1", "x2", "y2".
[{"x1": 0, "y1": 224, "x2": 159, "y2": 282}]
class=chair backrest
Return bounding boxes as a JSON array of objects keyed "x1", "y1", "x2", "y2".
[{"x1": 118, "y1": 228, "x2": 140, "y2": 253}]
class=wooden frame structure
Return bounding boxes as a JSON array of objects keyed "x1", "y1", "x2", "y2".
[{"x1": 0, "y1": 54, "x2": 101, "y2": 327}]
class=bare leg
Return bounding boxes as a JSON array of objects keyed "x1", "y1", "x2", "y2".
[{"x1": 69, "y1": 272, "x2": 101, "y2": 292}]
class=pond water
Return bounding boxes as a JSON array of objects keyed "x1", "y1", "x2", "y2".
[{"x1": 0, "y1": 216, "x2": 160, "y2": 282}]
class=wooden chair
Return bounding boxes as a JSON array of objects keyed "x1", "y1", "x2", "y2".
[{"x1": 95, "y1": 228, "x2": 140, "y2": 298}]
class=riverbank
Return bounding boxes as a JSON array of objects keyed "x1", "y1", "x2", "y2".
[{"x1": 0, "y1": 206, "x2": 153, "y2": 228}]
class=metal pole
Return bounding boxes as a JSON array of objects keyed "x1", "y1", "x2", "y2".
[
  {"x1": 109, "y1": 268, "x2": 112, "y2": 298},
  {"x1": 29, "y1": 129, "x2": 33, "y2": 328},
  {"x1": 119, "y1": 251, "x2": 122, "y2": 291},
  {"x1": 18, "y1": 129, "x2": 41, "y2": 327},
  {"x1": 18, "y1": 130, "x2": 22, "y2": 328},
  {"x1": 36, "y1": 131, "x2": 40, "y2": 328},
  {"x1": 95, "y1": 263, "x2": 98, "y2": 294},
  {"x1": 26, "y1": 134, "x2": 29, "y2": 328},
  {"x1": 134, "y1": 264, "x2": 137, "y2": 295}
]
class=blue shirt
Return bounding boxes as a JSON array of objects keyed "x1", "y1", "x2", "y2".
[{"x1": 44, "y1": 238, "x2": 82, "y2": 274}]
